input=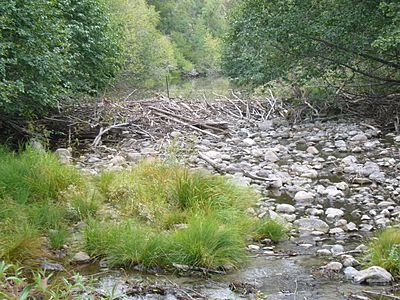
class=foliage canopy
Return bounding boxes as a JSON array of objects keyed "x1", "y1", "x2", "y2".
[{"x1": 223, "y1": 0, "x2": 400, "y2": 96}]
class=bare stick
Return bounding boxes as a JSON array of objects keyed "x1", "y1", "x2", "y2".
[
  {"x1": 198, "y1": 152, "x2": 225, "y2": 173},
  {"x1": 92, "y1": 123, "x2": 129, "y2": 147},
  {"x1": 362, "y1": 290, "x2": 400, "y2": 300},
  {"x1": 151, "y1": 110, "x2": 220, "y2": 138}
]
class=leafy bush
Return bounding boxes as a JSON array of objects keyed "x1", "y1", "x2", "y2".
[
  {"x1": 366, "y1": 228, "x2": 400, "y2": 277},
  {"x1": 0, "y1": 0, "x2": 122, "y2": 118}
]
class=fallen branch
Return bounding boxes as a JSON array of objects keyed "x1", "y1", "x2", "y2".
[
  {"x1": 151, "y1": 110, "x2": 221, "y2": 139},
  {"x1": 198, "y1": 152, "x2": 225, "y2": 174},
  {"x1": 92, "y1": 123, "x2": 129, "y2": 147}
]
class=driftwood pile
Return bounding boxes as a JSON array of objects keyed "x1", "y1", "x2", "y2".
[{"x1": 39, "y1": 92, "x2": 285, "y2": 150}]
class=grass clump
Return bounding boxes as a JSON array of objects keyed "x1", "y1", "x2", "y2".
[
  {"x1": 98, "y1": 161, "x2": 257, "y2": 227},
  {"x1": 168, "y1": 215, "x2": 247, "y2": 269},
  {"x1": 254, "y1": 218, "x2": 288, "y2": 242},
  {"x1": 366, "y1": 227, "x2": 400, "y2": 277},
  {"x1": 0, "y1": 146, "x2": 92, "y2": 263},
  {"x1": 84, "y1": 220, "x2": 167, "y2": 267},
  {"x1": 0, "y1": 145, "x2": 85, "y2": 204}
]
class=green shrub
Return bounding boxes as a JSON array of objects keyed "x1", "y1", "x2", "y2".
[
  {"x1": 254, "y1": 219, "x2": 288, "y2": 242},
  {"x1": 366, "y1": 228, "x2": 400, "y2": 277}
]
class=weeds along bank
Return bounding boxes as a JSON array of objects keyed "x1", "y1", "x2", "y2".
[{"x1": 0, "y1": 145, "x2": 288, "y2": 297}]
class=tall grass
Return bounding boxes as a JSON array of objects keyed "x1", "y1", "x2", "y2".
[
  {"x1": 366, "y1": 228, "x2": 400, "y2": 277},
  {"x1": 98, "y1": 161, "x2": 258, "y2": 227},
  {"x1": 254, "y1": 219, "x2": 288, "y2": 242},
  {"x1": 0, "y1": 145, "x2": 84, "y2": 204},
  {"x1": 84, "y1": 220, "x2": 167, "y2": 267},
  {"x1": 84, "y1": 216, "x2": 248, "y2": 270},
  {"x1": 0, "y1": 146, "x2": 90, "y2": 262},
  {"x1": 168, "y1": 216, "x2": 247, "y2": 269}
]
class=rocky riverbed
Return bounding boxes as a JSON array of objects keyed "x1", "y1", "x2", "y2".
[{"x1": 58, "y1": 115, "x2": 400, "y2": 299}]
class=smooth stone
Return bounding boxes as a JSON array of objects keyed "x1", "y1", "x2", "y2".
[
  {"x1": 342, "y1": 255, "x2": 359, "y2": 267},
  {"x1": 243, "y1": 138, "x2": 256, "y2": 146},
  {"x1": 294, "y1": 218, "x2": 330, "y2": 233},
  {"x1": 353, "y1": 266, "x2": 394, "y2": 285},
  {"x1": 316, "y1": 249, "x2": 332, "y2": 256},
  {"x1": 276, "y1": 204, "x2": 296, "y2": 214},
  {"x1": 344, "y1": 267, "x2": 360, "y2": 280},
  {"x1": 326, "y1": 208, "x2": 345, "y2": 219},
  {"x1": 40, "y1": 262, "x2": 64, "y2": 271},
  {"x1": 346, "y1": 222, "x2": 358, "y2": 231},
  {"x1": 331, "y1": 244, "x2": 345, "y2": 255},
  {"x1": 55, "y1": 148, "x2": 72, "y2": 163},
  {"x1": 73, "y1": 251, "x2": 91, "y2": 264},
  {"x1": 306, "y1": 146, "x2": 319, "y2": 155},
  {"x1": 264, "y1": 151, "x2": 279, "y2": 162},
  {"x1": 322, "y1": 262, "x2": 343, "y2": 272},
  {"x1": 248, "y1": 245, "x2": 260, "y2": 251},
  {"x1": 294, "y1": 191, "x2": 314, "y2": 202}
]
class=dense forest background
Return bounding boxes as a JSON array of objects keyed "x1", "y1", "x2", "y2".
[{"x1": 0, "y1": 0, "x2": 399, "y2": 131}]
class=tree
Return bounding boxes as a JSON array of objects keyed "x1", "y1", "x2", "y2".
[
  {"x1": 108, "y1": 0, "x2": 176, "y2": 84},
  {"x1": 0, "y1": 0, "x2": 122, "y2": 118},
  {"x1": 223, "y1": 0, "x2": 400, "y2": 95},
  {"x1": 148, "y1": 0, "x2": 231, "y2": 73}
]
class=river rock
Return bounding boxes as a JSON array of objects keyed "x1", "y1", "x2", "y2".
[
  {"x1": 342, "y1": 255, "x2": 359, "y2": 267},
  {"x1": 276, "y1": 204, "x2": 296, "y2": 214},
  {"x1": 205, "y1": 150, "x2": 222, "y2": 160},
  {"x1": 306, "y1": 146, "x2": 319, "y2": 155},
  {"x1": 346, "y1": 222, "x2": 358, "y2": 231},
  {"x1": 264, "y1": 151, "x2": 279, "y2": 162},
  {"x1": 322, "y1": 262, "x2": 343, "y2": 272},
  {"x1": 360, "y1": 162, "x2": 380, "y2": 176},
  {"x1": 55, "y1": 148, "x2": 72, "y2": 164},
  {"x1": 331, "y1": 244, "x2": 344, "y2": 255},
  {"x1": 73, "y1": 251, "x2": 91, "y2": 264},
  {"x1": 243, "y1": 138, "x2": 256, "y2": 147},
  {"x1": 40, "y1": 262, "x2": 64, "y2": 271},
  {"x1": 350, "y1": 133, "x2": 368, "y2": 142},
  {"x1": 353, "y1": 266, "x2": 394, "y2": 285},
  {"x1": 294, "y1": 218, "x2": 329, "y2": 233},
  {"x1": 316, "y1": 249, "x2": 332, "y2": 256},
  {"x1": 326, "y1": 208, "x2": 344, "y2": 220},
  {"x1": 344, "y1": 267, "x2": 360, "y2": 280},
  {"x1": 294, "y1": 191, "x2": 314, "y2": 202}
]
